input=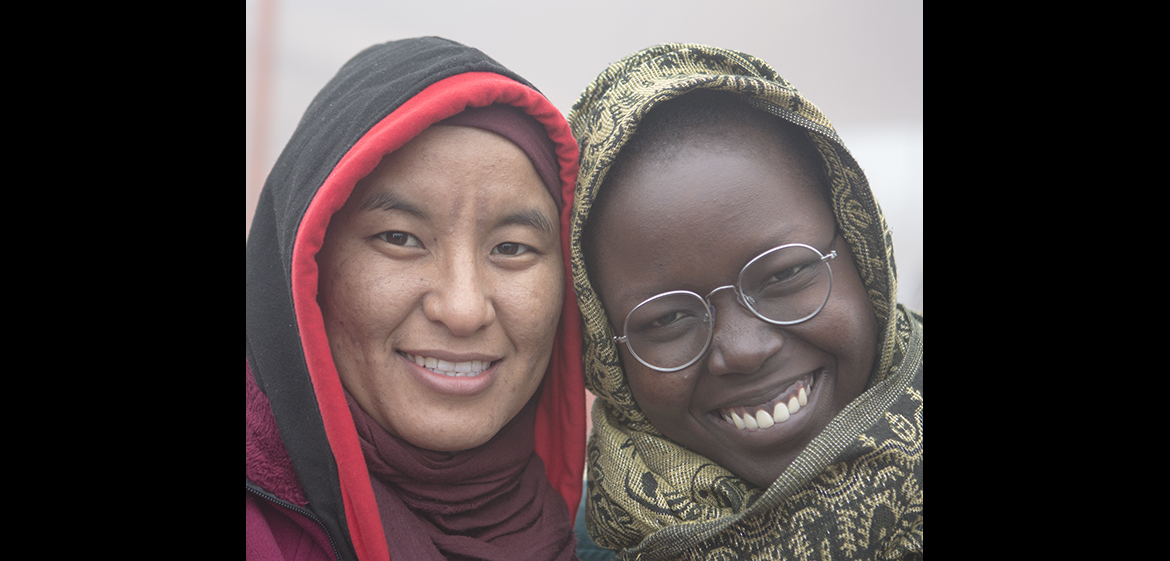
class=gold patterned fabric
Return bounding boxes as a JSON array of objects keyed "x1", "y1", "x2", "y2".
[{"x1": 567, "y1": 44, "x2": 923, "y2": 560}]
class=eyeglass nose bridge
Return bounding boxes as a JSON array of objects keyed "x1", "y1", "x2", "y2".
[{"x1": 702, "y1": 284, "x2": 750, "y2": 325}]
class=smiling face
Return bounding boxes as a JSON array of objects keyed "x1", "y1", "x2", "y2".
[
  {"x1": 316, "y1": 125, "x2": 563, "y2": 452},
  {"x1": 587, "y1": 126, "x2": 877, "y2": 488}
]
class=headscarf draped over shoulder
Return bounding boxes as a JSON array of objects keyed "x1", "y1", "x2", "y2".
[{"x1": 567, "y1": 43, "x2": 922, "y2": 560}]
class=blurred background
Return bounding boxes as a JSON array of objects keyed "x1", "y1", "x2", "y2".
[{"x1": 245, "y1": 0, "x2": 922, "y2": 312}]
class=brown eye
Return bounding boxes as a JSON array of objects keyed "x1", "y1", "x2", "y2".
[
  {"x1": 492, "y1": 242, "x2": 532, "y2": 256},
  {"x1": 377, "y1": 231, "x2": 422, "y2": 248}
]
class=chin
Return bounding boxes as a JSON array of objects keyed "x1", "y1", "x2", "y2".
[{"x1": 413, "y1": 425, "x2": 501, "y2": 452}]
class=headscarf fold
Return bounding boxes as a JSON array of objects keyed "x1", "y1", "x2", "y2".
[
  {"x1": 346, "y1": 389, "x2": 577, "y2": 561},
  {"x1": 567, "y1": 43, "x2": 922, "y2": 560}
]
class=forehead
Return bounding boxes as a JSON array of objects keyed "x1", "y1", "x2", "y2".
[
  {"x1": 358, "y1": 126, "x2": 536, "y2": 197},
  {"x1": 336, "y1": 125, "x2": 555, "y2": 225},
  {"x1": 596, "y1": 129, "x2": 832, "y2": 254},
  {"x1": 587, "y1": 131, "x2": 834, "y2": 302}
]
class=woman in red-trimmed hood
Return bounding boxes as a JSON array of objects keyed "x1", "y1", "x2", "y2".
[{"x1": 246, "y1": 37, "x2": 585, "y2": 561}]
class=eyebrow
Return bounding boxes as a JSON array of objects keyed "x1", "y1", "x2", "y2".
[
  {"x1": 499, "y1": 209, "x2": 557, "y2": 237},
  {"x1": 361, "y1": 190, "x2": 555, "y2": 235},
  {"x1": 360, "y1": 191, "x2": 428, "y2": 219}
]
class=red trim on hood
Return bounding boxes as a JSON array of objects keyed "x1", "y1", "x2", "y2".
[{"x1": 290, "y1": 72, "x2": 583, "y2": 561}]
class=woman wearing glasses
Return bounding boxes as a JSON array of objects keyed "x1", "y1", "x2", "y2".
[{"x1": 568, "y1": 44, "x2": 923, "y2": 560}]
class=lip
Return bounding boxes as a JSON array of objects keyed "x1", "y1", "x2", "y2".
[
  {"x1": 398, "y1": 350, "x2": 501, "y2": 397},
  {"x1": 707, "y1": 368, "x2": 825, "y2": 441}
]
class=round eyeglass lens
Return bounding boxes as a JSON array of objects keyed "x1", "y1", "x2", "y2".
[
  {"x1": 623, "y1": 291, "x2": 712, "y2": 371},
  {"x1": 738, "y1": 244, "x2": 832, "y2": 324}
]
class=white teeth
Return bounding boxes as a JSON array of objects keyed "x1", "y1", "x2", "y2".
[
  {"x1": 406, "y1": 353, "x2": 489, "y2": 377},
  {"x1": 755, "y1": 409, "x2": 774, "y2": 429},
  {"x1": 730, "y1": 411, "x2": 746, "y2": 429},
  {"x1": 720, "y1": 374, "x2": 815, "y2": 430},
  {"x1": 773, "y1": 401, "x2": 790, "y2": 422},
  {"x1": 743, "y1": 413, "x2": 759, "y2": 429}
]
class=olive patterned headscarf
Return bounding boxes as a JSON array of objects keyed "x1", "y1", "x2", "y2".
[{"x1": 567, "y1": 44, "x2": 923, "y2": 560}]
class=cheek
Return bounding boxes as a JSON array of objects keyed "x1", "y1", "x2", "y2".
[
  {"x1": 318, "y1": 261, "x2": 365, "y2": 339},
  {"x1": 625, "y1": 360, "x2": 694, "y2": 423},
  {"x1": 318, "y1": 237, "x2": 374, "y2": 314},
  {"x1": 496, "y1": 265, "x2": 564, "y2": 354},
  {"x1": 819, "y1": 269, "x2": 878, "y2": 403},
  {"x1": 319, "y1": 252, "x2": 421, "y2": 346}
]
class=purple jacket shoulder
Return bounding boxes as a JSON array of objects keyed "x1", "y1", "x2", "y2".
[{"x1": 247, "y1": 363, "x2": 339, "y2": 561}]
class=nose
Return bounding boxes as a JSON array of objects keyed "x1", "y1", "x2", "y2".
[
  {"x1": 422, "y1": 256, "x2": 496, "y2": 336},
  {"x1": 704, "y1": 288, "x2": 784, "y2": 376}
]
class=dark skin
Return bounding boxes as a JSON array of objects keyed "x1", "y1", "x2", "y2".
[{"x1": 587, "y1": 128, "x2": 878, "y2": 488}]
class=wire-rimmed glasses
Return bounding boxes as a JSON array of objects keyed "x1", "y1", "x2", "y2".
[{"x1": 613, "y1": 242, "x2": 836, "y2": 372}]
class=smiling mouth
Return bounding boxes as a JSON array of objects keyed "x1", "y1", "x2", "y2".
[
  {"x1": 717, "y1": 372, "x2": 817, "y2": 430},
  {"x1": 402, "y1": 352, "x2": 493, "y2": 377}
]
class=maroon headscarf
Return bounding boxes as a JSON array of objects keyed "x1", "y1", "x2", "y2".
[{"x1": 346, "y1": 388, "x2": 577, "y2": 560}]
